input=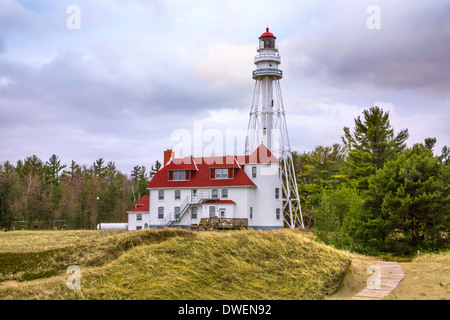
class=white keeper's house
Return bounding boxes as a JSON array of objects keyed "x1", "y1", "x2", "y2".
[{"x1": 128, "y1": 145, "x2": 284, "y2": 230}]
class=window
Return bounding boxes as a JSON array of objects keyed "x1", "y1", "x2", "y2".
[
  {"x1": 212, "y1": 189, "x2": 219, "y2": 199},
  {"x1": 158, "y1": 207, "x2": 164, "y2": 219},
  {"x1": 172, "y1": 170, "x2": 185, "y2": 180},
  {"x1": 209, "y1": 206, "x2": 216, "y2": 218},
  {"x1": 137, "y1": 214, "x2": 142, "y2": 221},
  {"x1": 136, "y1": 226, "x2": 142, "y2": 231},
  {"x1": 276, "y1": 208, "x2": 281, "y2": 220},
  {"x1": 191, "y1": 207, "x2": 198, "y2": 220},
  {"x1": 158, "y1": 190, "x2": 164, "y2": 200},
  {"x1": 252, "y1": 166, "x2": 257, "y2": 178},
  {"x1": 275, "y1": 188, "x2": 280, "y2": 199},
  {"x1": 174, "y1": 206, "x2": 180, "y2": 220},
  {"x1": 221, "y1": 189, "x2": 228, "y2": 199},
  {"x1": 250, "y1": 207, "x2": 253, "y2": 219},
  {"x1": 192, "y1": 189, "x2": 197, "y2": 197},
  {"x1": 214, "y1": 168, "x2": 229, "y2": 179},
  {"x1": 174, "y1": 190, "x2": 181, "y2": 200}
]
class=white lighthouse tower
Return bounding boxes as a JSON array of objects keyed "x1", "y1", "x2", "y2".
[{"x1": 245, "y1": 28, "x2": 304, "y2": 229}]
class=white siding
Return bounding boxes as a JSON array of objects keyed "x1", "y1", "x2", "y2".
[
  {"x1": 147, "y1": 163, "x2": 283, "y2": 229},
  {"x1": 127, "y1": 213, "x2": 150, "y2": 231},
  {"x1": 244, "y1": 163, "x2": 283, "y2": 229}
]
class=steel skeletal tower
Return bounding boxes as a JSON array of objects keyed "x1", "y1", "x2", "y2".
[{"x1": 245, "y1": 28, "x2": 304, "y2": 229}]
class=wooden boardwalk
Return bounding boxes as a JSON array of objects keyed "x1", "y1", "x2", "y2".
[{"x1": 352, "y1": 261, "x2": 404, "y2": 300}]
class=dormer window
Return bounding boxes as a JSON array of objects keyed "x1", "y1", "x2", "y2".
[
  {"x1": 173, "y1": 171, "x2": 185, "y2": 180},
  {"x1": 215, "y1": 168, "x2": 229, "y2": 179},
  {"x1": 169, "y1": 170, "x2": 187, "y2": 181}
]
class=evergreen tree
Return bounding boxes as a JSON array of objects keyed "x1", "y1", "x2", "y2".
[
  {"x1": 357, "y1": 148, "x2": 449, "y2": 253},
  {"x1": 440, "y1": 145, "x2": 449, "y2": 165},
  {"x1": 296, "y1": 144, "x2": 346, "y2": 207},
  {"x1": 342, "y1": 106, "x2": 409, "y2": 189},
  {"x1": 136, "y1": 166, "x2": 149, "y2": 199},
  {"x1": 150, "y1": 160, "x2": 162, "y2": 177},
  {"x1": 93, "y1": 158, "x2": 105, "y2": 177}
]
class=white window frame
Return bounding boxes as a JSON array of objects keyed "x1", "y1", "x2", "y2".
[
  {"x1": 215, "y1": 168, "x2": 229, "y2": 179},
  {"x1": 209, "y1": 206, "x2": 216, "y2": 218},
  {"x1": 158, "y1": 190, "x2": 164, "y2": 200},
  {"x1": 158, "y1": 207, "x2": 164, "y2": 220},
  {"x1": 221, "y1": 189, "x2": 228, "y2": 199},
  {"x1": 191, "y1": 207, "x2": 198, "y2": 220}
]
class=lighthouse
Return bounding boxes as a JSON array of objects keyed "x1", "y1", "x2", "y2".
[
  {"x1": 245, "y1": 28, "x2": 304, "y2": 229},
  {"x1": 127, "y1": 28, "x2": 303, "y2": 231}
]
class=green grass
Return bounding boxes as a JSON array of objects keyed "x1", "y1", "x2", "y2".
[{"x1": 0, "y1": 229, "x2": 351, "y2": 300}]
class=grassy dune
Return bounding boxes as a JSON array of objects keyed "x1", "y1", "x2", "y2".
[{"x1": 0, "y1": 229, "x2": 351, "y2": 300}]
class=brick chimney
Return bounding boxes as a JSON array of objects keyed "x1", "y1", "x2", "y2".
[{"x1": 163, "y1": 149, "x2": 174, "y2": 166}]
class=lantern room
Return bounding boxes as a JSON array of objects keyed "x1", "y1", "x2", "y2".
[{"x1": 258, "y1": 27, "x2": 276, "y2": 49}]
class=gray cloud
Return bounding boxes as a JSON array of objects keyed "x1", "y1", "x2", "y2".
[
  {"x1": 0, "y1": 0, "x2": 449, "y2": 174},
  {"x1": 284, "y1": 1, "x2": 450, "y2": 94}
]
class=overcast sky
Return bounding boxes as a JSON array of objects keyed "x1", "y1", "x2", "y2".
[{"x1": 1, "y1": 0, "x2": 449, "y2": 175}]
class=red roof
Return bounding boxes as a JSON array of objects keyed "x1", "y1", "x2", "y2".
[
  {"x1": 168, "y1": 156, "x2": 198, "y2": 171},
  {"x1": 166, "y1": 155, "x2": 242, "y2": 170},
  {"x1": 147, "y1": 155, "x2": 255, "y2": 189},
  {"x1": 203, "y1": 200, "x2": 236, "y2": 204},
  {"x1": 127, "y1": 196, "x2": 149, "y2": 212},
  {"x1": 147, "y1": 144, "x2": 279, "y2": 189},
  {"x1": 195, "y1": 155, "x2": 241, "y2": 168},
  {"x1": 259, "y1": 27, "x2": 276, "y2": 39},
  {"x1": 239, "y1": 144, "x2": 279, "y2": 165}
]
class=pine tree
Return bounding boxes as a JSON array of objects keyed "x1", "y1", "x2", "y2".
[
  {"x1": 150, "y1": 160, "x2": 162, "y2": 177},
  {"x1": 359, "y1": 149, "x2": 449, "y2": 253},
  {"x1": 342, "y1": 106, "x2": 409, "y2": 189}
]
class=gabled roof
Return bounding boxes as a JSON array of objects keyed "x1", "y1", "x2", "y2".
[
  {"x1": 147, "y1": 144, "x2": 279, "y2": 189},
  {"x1": 239, "y1": 144, "x2": 279, "y2": 165},
  {"x1": 127, "y1": 196, "x2": 149, "y2": 213},
  {"x1": 147, "y1": 155, "x2": 255, "y2": 189}
]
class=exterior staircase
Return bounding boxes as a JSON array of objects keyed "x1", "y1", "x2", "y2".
[{"x1": 161, "y1": 191, "x2": 218, "y2": 226}]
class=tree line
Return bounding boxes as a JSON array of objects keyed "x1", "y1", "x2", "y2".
[
  {"x1": 294, "y1": 106, "x2": 449, "y2": 255},
  {"x1": 1, "y1": 106, "x2": 448, "y2": 255},
  {"x1": 0, "y1": 154, "x2": 161, "y2": 230}
]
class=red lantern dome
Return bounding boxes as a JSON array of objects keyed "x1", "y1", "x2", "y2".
[{"x1": 259, "y1": 27, "x2": 276, "y2": 39}]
